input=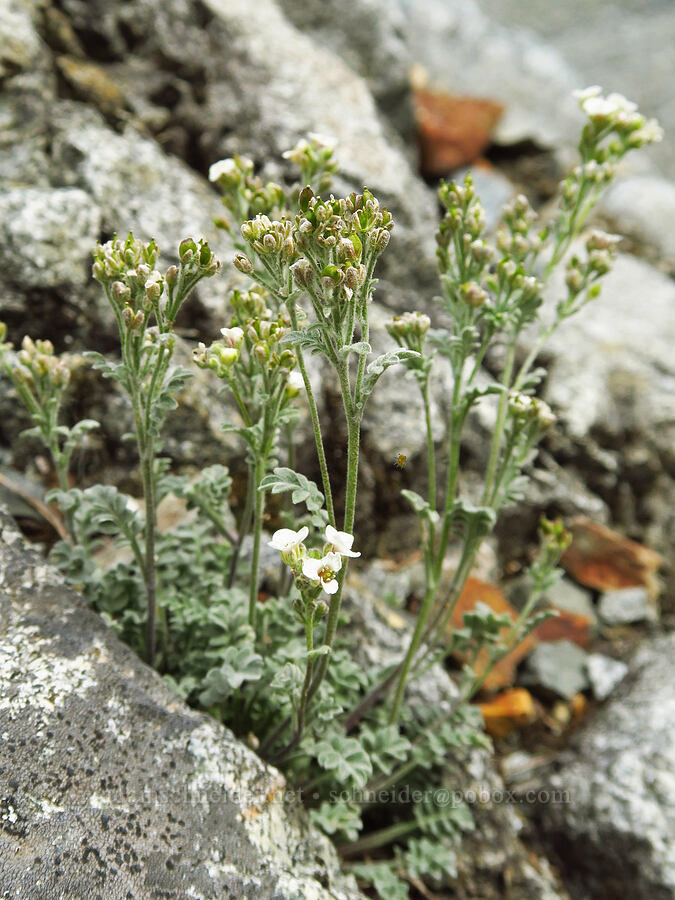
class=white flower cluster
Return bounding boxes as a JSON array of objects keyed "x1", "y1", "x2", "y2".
[
  {"x1": 573, "y1": 86, "x2": 663, "y2": 145},
  {"x1": 268, "y1": 524, "x2": 360, "y2": 595}
]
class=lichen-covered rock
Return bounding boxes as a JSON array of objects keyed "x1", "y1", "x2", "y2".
[
  {"x1": 538, "y1": 632, "x2": 675, "y2": 899},
  {"x1": 0, "y1": 187, "x2": 102, "y2": 288},
  {"x1": 0, "y1": 508, "x2": 364, "y2": 900}
]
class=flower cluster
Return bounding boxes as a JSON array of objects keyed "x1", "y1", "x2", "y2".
[
  {"x1": 210, "y1": 155, "x2": 286, "y2": 229},
  {"x1": 269, "y1": 524, "x2": 360, "y2": 596},
  {"x1": 573, "y1": 86, "x2": 664, "y2": 147},
  {"x1": 386, "y1": 312, "x2": 431, "y2": 354},
  {"x1": 562, "y1": 229, "x2": 621, "y2": 314},
  {"x1": 0, "y1": 331, "x2": 71, "y2": 391},
  {"x1": 507, "y1": 391, "x2": 556, "y2": 431},
  {"x1": 496, "y1": 194, "x2": 541, "y2": 262},
  {"x1": 93, "y1": 234, "x2": 219, "y2": 331},
  {"x1": 282, "y1": 133, "x2": 338, "y2": 194}
]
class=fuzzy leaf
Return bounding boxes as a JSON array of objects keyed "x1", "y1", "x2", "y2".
[
  {"x1": 404, "y1": 837, "x2": 457, "y2": 882},
  {"x1": 198, "y1": 645, "x2": 263, "y2": 706},
  {"x1": 259, "y1": 467, "x2": 324, "y2": 512},
  {"x1": 310, "y1": 800, "x2": 363, "y2": 842},
  {"x1": 352, "y1": 863, "x2": 409, "y2": 900},
  {"x1": 313, "y1": 734, "x2": 372, "y2": 788},
  {"x1": 340, "y1": 341, "x2": 371, "y2": 358},
  {"x1": 360, "y1": 725, "x2": 411, "y2": 775}
]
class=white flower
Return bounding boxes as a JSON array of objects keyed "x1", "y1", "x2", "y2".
[
  {"x1": 209, "y1": 158, "x2": 237, "y2": 182},
  {"x1": 302, "y1": 552, "x2": 342, "y2": 595},
  {"x1": 572, "y1": 85, "x2": 602, "y2": 102},
  {"x1": 325, "y1": 525, "x2": 360, "y2": 558},
  {"x1": 288, "y1": 371, "x2": 304, "y2": 391},
  {"x1": 307, "y1": 132, "x2": 337, "y2": 150},
  {"x1": 268, "y1": 526, "x2": 309, "y2": 553},
  {"x1": 220, "y1": 326, "x2": 245, "y2": 348}
]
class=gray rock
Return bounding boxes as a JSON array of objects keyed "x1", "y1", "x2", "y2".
[
  {"x1": 0, "y1": 506, "x2": 363, "y2": 899},
  {"x1": 476, "y1": 0, "x2": 675, "y2": 178},
  {"x1": 544, "y1": 578, "x2": 597, "y2": 627},
  {"x1": 54, "y1": 0, "x2": 438, "y2": 310},
  {"x1": 0, "y1": 0, "x2": 42, "y2": 77},
  {"x1": 539, "y1": 632, "x2": 675, "y2": 899},
  {"x1": 598, "y1": 174, "x2": 675, "y2": 273},
  {"x1": 276, "y1": 0, "x2": 414, "y2": 139},
  {"x1": 524, "y1": 641, "x2": 590, "y2": 699},
  {"x1": 598, "y1": 586, "x2": 655, "y2": 625},
  {"x1": 399, "y1": 0, "x2": 582, "y2": 149},
  {"x1": 0, "y1": 187, "x2": 101, "y2": 288},
  {"x1": 540, "y1": 248, "x2": 675, "y2": 464},
  {"x1": 586, "y1": 652, "x2": 629, "y2": 700}
]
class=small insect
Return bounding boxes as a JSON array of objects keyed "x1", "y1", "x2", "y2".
[{"x1": 394, "y1": 453, "x2": 407, "y2": 470}]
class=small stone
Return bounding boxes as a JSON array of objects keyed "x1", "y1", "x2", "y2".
[
  {"x1": 479, "y1": 688, "x2": 536, "y2": 738},
  {"x1": 524, "y1": 641, "x2": 589, "y2": 700},
  {"x1": 562, "y1": 518, "x2": 663, "y2": 593},
  {"x1": 544, "y1": 578, "x2": 597, "y2": 626},
  {"x1": 412, "y1": 86, "x2": 503, "y2": 176},
  {"x1": 598, "y1": 586, "x2": 655, "y2": 625},
  {"x1": 586, "y1": 653, "x2": 629, "y2": 701}
]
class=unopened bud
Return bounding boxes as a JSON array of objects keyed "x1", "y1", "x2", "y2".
[
  {"x1": 291, "y1": 258, "x2": 314, "y2": 288},
  {"x1": 254, "y1": 341, "x2": 269, "y2": 363},
  {"x1": 233, "y1": 253, "x2": 254, "y2": 274},
  {"x1": 461, "y1": 282, "x2": 488, "y2": 307}
]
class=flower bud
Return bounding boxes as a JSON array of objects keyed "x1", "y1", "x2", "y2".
[
  {"x1": 233, "y1": 253, "x2": 254, "y2": 274},
  {"x1": 179, "y1": 238, "x2": 198, "y2": 263},
  {"x1": 461, "y1": 282, "x2": 488, "y2": 307},
  {"x1": 254, "y1": 341, "x2": 269, "y2": 363},
  {"x1": 291, "y1": 258, "x2": 314, "y2": 288},
  {"x1": 371, "y1": 228, "x2": 391, "y2": 253}
]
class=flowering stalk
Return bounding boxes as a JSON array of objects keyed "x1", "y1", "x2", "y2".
[
  {"x1": 93, "y1": 234, "x2": 219, "y2": 666},
  {"x1": 383, "y1": 87, "x2": 662, "y2": 726}
]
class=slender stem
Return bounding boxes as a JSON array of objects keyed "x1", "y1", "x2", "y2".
[
  {"x1": 388, "y1": 582, "x2": 436, "y2": 724},
  {"x1": 141, "y1": 449, "x2": 158, "y2": 667},
  {"x1": 422, "y1": 377, "x2": 436, "y2": 527},
  {"x1": 272, "y1": 610, "x2": 315, "y2": 762},
  {"x1": 432, "y1": 374, "x2": 463, "y2": 584},
  {"x1": 481, "y1": 340, "x2": 516, "y2": 504},
  {"x1": 340, "y1": 807, "x2": 450, "y2": 858},
  {"x1": 343, "y1": 664, "x2": 401, "y2": 732},
  {"x1": 248, "y1": 454, "x2": 265, "y2": 629},
  {"x1": 228, "y1": 463, "x2": 254, "y2": 588},
  {"x1": 309, "y1": 411, "x2": 359, "y2": 699},
  {"x1": 290, "y1": 305, "x2": 335, "y2": 527}
]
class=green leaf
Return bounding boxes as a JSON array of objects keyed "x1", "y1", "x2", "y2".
[
  {"x1": 404, "y1": 837, "x2": 457, "y2": 882},
  {"x1": 448, "y1": 498, "x2": 496, "y2": 540},
  {"x1": 360, "y1": 725, "x2": 411, "y2": 775},
  {"x1": 352, "y1": 863, "x2": 409, "y2": 900},
  {"x1": 198, "y1": 645, "x2": 264, "y2": 706},
  {"x1": 83, "y1": 484, "x2": 143, "y2": 542},
  {"x1": 339, "y1": 341, "x2": 371, "y2": 358},
  {"x1": 313, "y1": 734, "x2": 372, "y2": 788},
  {"x1": 310, "y1": 799, "x2": 363, "y2": 842},
  {"x1": 362, "y1": 349, "x2": 420, "y2": 395},
  {"x1": 270, "y1": 662, "x2": 304, "y2": 693},
  {"x1": 307, "y1": 644, "x2": 331, "y2": 660},
  {"x1": 259, "y1": 467, "x2": 324, "y2": 512},
  {"x1": 401, "y1": 489, "x2": 440, "y2": 525},
  {"x1": 462, "y1": 601, "x2": 513, "y2": 644}
]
